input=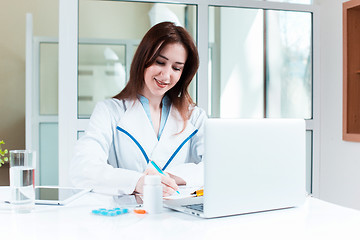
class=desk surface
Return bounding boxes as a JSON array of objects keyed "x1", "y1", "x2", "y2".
[{"x1": 1, "y1": 187, "x2": 360, "y2": 240}]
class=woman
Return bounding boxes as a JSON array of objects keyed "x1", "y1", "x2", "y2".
[{"x1": 70, "y1": 22, "x2": 207, "y2": 196}]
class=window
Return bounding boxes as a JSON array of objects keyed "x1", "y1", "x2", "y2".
[
  {"x1": 209, "y1": 7, "x2": 312, "y2": 119},
  {"x1": 39, "y1": 42, "x2": 58, "y2": 115},
  {"x1": 266, "y1": 10, "x2": 312, "y2": 119}
]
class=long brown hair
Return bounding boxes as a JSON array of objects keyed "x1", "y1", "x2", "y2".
[{"x1": 114, "y1": 21, "x2": 199, "y2": 128}]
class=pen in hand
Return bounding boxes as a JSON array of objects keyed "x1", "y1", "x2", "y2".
[{"x1": 150, "y1": 160, "x2": 180, "y2": 194}]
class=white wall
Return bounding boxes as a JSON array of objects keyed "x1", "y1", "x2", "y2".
[
  {"x1": 0, "y1": 0, "x2": 59, "y2": 186},
  {"x1": 319, "y1": 0, "x2": 360, "y2": 210}
]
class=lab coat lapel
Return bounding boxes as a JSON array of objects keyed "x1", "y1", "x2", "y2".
[
  {"x1": 117, "y1": 99, "x2": 158, "y2": 161},
  {"x1": 150, "y1": 106, "x2": 197, "y2": 168}
]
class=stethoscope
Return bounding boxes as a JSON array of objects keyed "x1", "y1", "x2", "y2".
[{"x1": 116, "y1": 126, "x2": 198, "y2": 171}]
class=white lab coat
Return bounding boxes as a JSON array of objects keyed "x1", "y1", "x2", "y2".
[{"x1": 70, "y1": 98, "x2": 207, "y2": 194}]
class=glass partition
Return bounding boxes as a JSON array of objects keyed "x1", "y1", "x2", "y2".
[
  {"x1": 39, "y1": 43, "x2": 58, "y2": 115},
  {"x1": 209, "y1": 6, "x2": 312, "y2": 119},
  {"x1": 209, "y1": 6, "x2": 264, "y2": 118},
  {"x1": 39, "y1": 123, "x2": 58, "y2": 185},
  {"x1": 78, "y1": 0, "x2": 197, "y2": 118},
  {"x1": 266, "y1": 10, "x2": 312, "y2": 119},
  {"x1": 78, "y1": 43, "x2": 127, "y2": 118}
]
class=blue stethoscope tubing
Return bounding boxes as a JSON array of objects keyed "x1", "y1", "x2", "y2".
[{"x1": 116, "y1": 126, "x2": 198, "y2": 171}]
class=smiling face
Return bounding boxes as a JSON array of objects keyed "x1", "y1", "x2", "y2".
[{"x1": 141, "y1": 43, "x2": 188, "y2": 102}]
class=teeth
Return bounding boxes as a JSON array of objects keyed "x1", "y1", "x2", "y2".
[{"x1": 155, "y1": 78, "x2": 167, "y2": 85}]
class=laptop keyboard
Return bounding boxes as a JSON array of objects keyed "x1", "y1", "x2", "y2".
[{"x1": 184, "y1": 203, "x2": 204, "y2": 212}]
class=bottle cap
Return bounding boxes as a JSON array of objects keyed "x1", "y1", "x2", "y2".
[{"x1": 145, "y1": 175, "x2": 161, "y2": 185}]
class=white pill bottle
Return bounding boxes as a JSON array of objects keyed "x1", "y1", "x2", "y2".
[{"x1": 143, "y1": 175, "x2": 163, "y2": 214}]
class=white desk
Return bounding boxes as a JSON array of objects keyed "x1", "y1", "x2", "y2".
[{"x1": 1, "y1": 187, "x2": 360, "y2": 240}]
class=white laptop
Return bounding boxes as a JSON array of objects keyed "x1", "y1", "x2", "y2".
[{"x1": 164, "y1": 118, "x2": 306, "y2": 218}]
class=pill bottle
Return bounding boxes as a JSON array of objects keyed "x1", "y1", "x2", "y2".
[{"x1": 143, "y1": 175, "x2": 162, "y2": 214}]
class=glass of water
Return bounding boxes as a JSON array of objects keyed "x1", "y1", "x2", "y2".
[{"x1": 9, "y1": 150, "x2": 36, "y2": 213}]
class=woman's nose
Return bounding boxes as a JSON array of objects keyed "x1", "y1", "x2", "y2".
[{"x1": 160, "y1": 66, "x2": 171, "y2": 79}]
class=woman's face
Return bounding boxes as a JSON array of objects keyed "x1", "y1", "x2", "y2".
[{"x1": 142, "y1": 43, "x2": 188, "y2": 101}]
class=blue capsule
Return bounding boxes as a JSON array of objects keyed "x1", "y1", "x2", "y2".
[
  {"x1": 122, "y1": 208, "x2": 129, "y2": 214},
  {"x1": 100, "y1": 210, "x2": 108, "y2": 216},
  {"x1": 91, "y1": 209, "x2": 101, "y2": 214}
]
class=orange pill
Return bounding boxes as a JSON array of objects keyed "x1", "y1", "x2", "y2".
[{"x1": 133, "y1": 209, "x2": 147, "y2": 214}]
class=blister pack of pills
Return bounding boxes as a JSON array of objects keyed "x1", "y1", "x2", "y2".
[{"x1": 92, "y1": 208, "x2": 129, "y2": 216}]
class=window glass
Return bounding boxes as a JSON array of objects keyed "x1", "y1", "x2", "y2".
[
  {"x1": 39, "y1": 123, "x2": 58, "y2": 185},
  {"x1": 39, "y1": 43, "x2": 58, "y2": 115},
  {"x1": 209, "y1": 6, "x2": 312, "y2": 119},
  {"x1": 209, "y1": 6, "x2": 264, "y2": 118},
  {"x1": 78, "y1": 43, "x2": 127, "y2": 118},
  {"x1": 266, "y1": 10, "x2": 312, "y2": 119},
  {"x1": 78, "y1": 0, "x2": 197, "y2": 118},
  {"x1": 77, "y1": 131, "x2": 85, "y2": 139}
]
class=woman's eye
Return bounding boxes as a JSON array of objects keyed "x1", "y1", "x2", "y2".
[
  {"x1": 156, "y1": 60, "x2": 164, "y2": 65},
  {"x1": 173, "y1": 67, "x2": 181, "y2": 71}
]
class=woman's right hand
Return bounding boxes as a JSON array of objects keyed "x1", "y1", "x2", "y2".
[{"x1": 134, "y1": 167, "x2": 179, "y2": 197}]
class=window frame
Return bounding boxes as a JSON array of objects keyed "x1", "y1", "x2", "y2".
[{"x1": 58, "y1": 0, "x2": 320, "y2": 196}]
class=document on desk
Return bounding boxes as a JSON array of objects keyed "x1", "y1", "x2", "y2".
[
  {"x1": 113, "y1": 194, "x2": 143, "y2": 207},
  {"x1": 163, "y1": 186, "x2": 202, "y2": 200}
]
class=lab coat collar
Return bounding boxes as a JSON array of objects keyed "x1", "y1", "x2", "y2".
[
  {"x1": 117, "y1": 98, "x2": 197, "y2": 168},
  {"x1": 118, "y1": 98, "x2": 158, "y2": 146}
]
